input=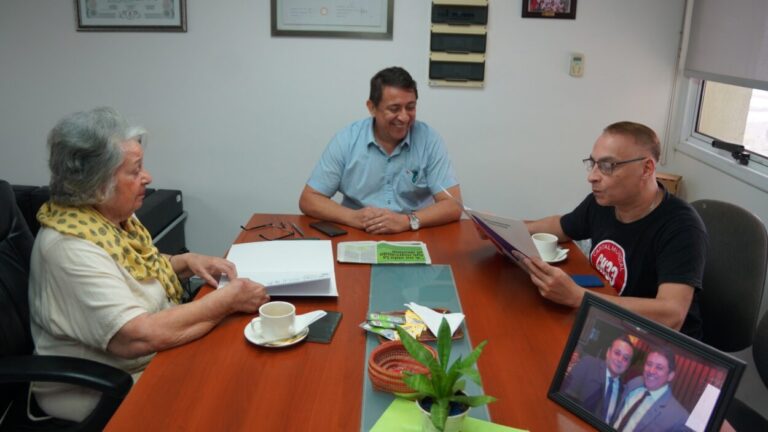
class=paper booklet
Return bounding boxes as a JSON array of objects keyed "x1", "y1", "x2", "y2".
[
  {"x1": 438, "y1": 188, "x2": 539, "y2": 272},
  {"x1": 336, "y1": 241, "x2": 431, "y2": 265},
  {"x1": 466, "y1": 210, "x2": 540, "y2": 272},
  {"x1": 220, "y1": 240, "x2": 338, "y2": 297}
]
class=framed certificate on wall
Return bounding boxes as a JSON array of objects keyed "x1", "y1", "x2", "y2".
[
  {"x1": 75, "y1": 0, "x2": 187, "y2": 32},
  {"x1": 271, "y1": 0, "x2": 393, "y2": 40}
]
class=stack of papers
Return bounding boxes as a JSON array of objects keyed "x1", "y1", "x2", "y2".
[
  {"x1": 337, "y1": 241, "x2": 431, "y2": 264},
  {"x1": 221, "y1": 240, "x2": 338, "y2": 296}
]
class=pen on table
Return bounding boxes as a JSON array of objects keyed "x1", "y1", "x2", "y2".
[{"x1": 291, "y1": 222, "x2": 305, "y2": 237}]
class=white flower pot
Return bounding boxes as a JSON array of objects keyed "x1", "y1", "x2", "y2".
[{"x1": 417, "y1": 398, "x2": 469, "y2": 432}]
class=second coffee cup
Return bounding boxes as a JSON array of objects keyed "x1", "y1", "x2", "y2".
[
  {"x1": 531, "y1": 233, "x2": 559, "y2": 260},
  {"x1": 253, "y1": 301, "x2": 295, "y2": 340}
]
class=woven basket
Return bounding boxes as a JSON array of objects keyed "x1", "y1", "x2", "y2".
[{"x1": 368, "y1": 340, "x2": 437, "y2": 394}]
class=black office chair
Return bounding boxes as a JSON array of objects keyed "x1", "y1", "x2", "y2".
[
  {"x1": 0, "y1": 179, "x2": 132, "y2": 431},
  {"x1": 726, "y1": 311, "x2": 768, "y2": 430},
  {"x1": 691, "y1": 199, "x2": 768, "y2": 352}
]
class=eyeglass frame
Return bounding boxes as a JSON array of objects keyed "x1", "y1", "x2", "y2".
[
  {"x1": 582, "y1": 156, "x2": 647, "y2": 175},
  {"x1": 239, "y1": 221, "x2": 295, "y2": 240}
]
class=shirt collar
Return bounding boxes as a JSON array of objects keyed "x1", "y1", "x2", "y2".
[
  {"x1": 647, "y1": 384, "x2": 669, "y2": 401},
  {"x1": 605, "y1": 368, "x2": 614, "y2": 381}
]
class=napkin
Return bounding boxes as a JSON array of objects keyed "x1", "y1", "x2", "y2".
[{"x1": 404, "y1": 302, "x2": 464, "y2": 337}]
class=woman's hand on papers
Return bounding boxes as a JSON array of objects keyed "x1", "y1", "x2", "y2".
[
  {"x1": 523, "y1": 257, "x2": 585, "y2": 308},
  {"x1": 171, "y1": 253, "x2": 237, "y2": 287},
  {"x1": 220, "y1": 278, "x2": 270, "y2": 314}
]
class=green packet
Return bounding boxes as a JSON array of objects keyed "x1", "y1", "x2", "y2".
[
  {"x1": 360, "y1": 322, "x2": 397, "y2": 341},
  {"x1": 367, "y1": 313, "x2": 406, "y2": 325},
  {"x1": 368, "y1": 320, "x2": 397, "y2": 329}
]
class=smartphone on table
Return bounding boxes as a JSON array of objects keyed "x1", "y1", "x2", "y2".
[
  {"x1": 571, "y1": 274, "x2": 604, "y2": 288},
  {"x1": 309, "y1": 221, "x2": 348, "y2": 237}
]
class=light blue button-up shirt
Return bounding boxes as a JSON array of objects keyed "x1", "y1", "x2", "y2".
[{"x1": 307, "y1": 117, "x2": 459, "y2": 213}]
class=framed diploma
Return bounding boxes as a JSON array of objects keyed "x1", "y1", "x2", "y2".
[
  {"x1": 271, "y1": 0, "x2": 393, "y2": 40},
  {"x1": 75, "y1": 0, "x2": 187, "y2": 32}
]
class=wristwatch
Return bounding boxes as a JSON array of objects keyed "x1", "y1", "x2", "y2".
[{"x1": 409, "y1": 212, "x2": 421, "y2": 231}]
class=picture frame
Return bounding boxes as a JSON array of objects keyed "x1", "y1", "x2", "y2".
[
  {"x1": 75, "y1": 0, "x2": 187, "y2": 32},
  {"x1": 548, "y1": 294, "x2": 745, "y2": 432},
  {"x1": 271, "y1": 0, "x2": 393, "y2": 40},
  {"x1": 522, "y1": 0, "x2": 577, "y2": 20}
]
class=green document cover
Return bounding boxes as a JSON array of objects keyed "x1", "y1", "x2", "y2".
[
  {"x1": 376, "y1": 242, "x2": 427, "y2": 263},
  {"x1": 336, "y1": 241, "x2": 431, "y2": 264},
  {"x1": 371, "y1": 398, "x2": 527, "y2": 432}
]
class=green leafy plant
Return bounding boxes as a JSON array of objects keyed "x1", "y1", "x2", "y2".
[{"x1": 396, "y1": 318, "x2": 496, "y2": 431}]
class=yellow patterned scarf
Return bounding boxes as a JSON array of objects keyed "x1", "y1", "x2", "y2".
[{"x1": 37, "y1": 202, "x2": 182, "y2": 303}]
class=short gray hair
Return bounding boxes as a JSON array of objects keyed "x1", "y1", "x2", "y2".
[
  {"x1": 603, "y1": 121, "x2": 661, "y2": 162},
  {"x1": 47, "y1": 107, "x2": 146, "y2": 205}
]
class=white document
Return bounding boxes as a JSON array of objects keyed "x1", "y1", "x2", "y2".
[
  {"x1": 221, "y1": 240, "x2": 338, "y2": 297},
  {"x1": 405, "y1": 302, "x2": 464, "y2": 337},
  {"x1": 685, "y1": 383, "x2": 721, "y2": 432}
]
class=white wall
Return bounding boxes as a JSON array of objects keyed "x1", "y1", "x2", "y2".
[{"x1": 0, "y1": 0, "x2": 685, "y2": 256}]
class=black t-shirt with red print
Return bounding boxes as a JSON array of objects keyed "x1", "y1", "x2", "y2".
[{"x1": 560, "y1": 186, "x2": 707, "y2": 339}]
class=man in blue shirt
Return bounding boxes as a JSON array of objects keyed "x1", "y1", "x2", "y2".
[{"x1": 299, "y1": 67, "x2": 462, "y2": 234}]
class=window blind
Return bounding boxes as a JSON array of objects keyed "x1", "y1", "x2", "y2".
[{"x1": 685, "y1": 0, "x2": 768, "y2": 91}]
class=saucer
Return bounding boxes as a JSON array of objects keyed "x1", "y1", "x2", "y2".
[
  {"x1": 244, "y1": 321, "x2": 309, "y2": 348},
  {"x1": 544, "y1": 248, "x2": 568, "y2": 264}
]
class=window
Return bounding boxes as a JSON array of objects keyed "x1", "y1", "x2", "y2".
[
  {"x1": 677, "y1": 0, "x2": 768, "y2": 189},
  {"x1": 696, "y1": 80, "x2": 768, "y2": 165},
  {"x1": 674, "y1": 77, "x2": 768, "y2": 191},
  {"x1": 696, "y1": 81, "x2": 768, "y2": 162}
]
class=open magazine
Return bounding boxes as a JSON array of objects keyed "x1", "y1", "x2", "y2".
[
  {"x1": 467, "y1": 210, "x2": 540, "y2": 271},
  {"x1": 337, "y1": 241, "x2": 431, "y2": 264},
  {"x1": 441, "y1": 188, "x2": 539, "y2": 272}
]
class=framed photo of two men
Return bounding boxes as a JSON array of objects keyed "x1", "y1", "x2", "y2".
[{"x1": 549, "y1": 294, "x2": 745, "y2": 432}]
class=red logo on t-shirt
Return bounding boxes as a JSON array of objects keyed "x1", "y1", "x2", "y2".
[{"x1": 590, "y1": 240, "x2": 627, "y2": 294}]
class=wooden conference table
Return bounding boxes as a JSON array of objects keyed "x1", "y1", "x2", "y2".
[{"x1": 106, "y1": 214, "x2": 612, "y2": 431}]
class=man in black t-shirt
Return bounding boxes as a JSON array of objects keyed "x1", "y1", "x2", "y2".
[{"x1": 522, "y1": 122, "x2": 707, "y2": 338}]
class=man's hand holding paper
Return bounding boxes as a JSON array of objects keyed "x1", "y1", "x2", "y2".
[{"x1": 523, "y1": 257, "x2": 584, "y2": 307}]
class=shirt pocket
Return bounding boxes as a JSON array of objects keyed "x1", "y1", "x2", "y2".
[{"x1": 396, "y1": 168, "x2": 431, "y2": 206}]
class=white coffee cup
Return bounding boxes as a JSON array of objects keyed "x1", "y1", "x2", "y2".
[
  {"x1": 252, "y1": 301, "x2": 295, "y2": 341},
  {"x1": 531, "y1": 233, "x2": 559, "y2": 261}
]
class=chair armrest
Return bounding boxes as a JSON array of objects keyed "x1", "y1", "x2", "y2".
[
  {"x1": 0, "y1": 355, "x2": 133, "y2": 431},
  {"x1": 0, "y1": 355, "x2": 131, "y2": 397}
]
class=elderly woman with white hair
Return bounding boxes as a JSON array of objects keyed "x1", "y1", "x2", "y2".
[{"x1": 28, "y1": 107, "x2": 270, "y2": 421}]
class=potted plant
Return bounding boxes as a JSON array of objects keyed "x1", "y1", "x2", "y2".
[{"x1": 396, "y1": 318, "x2": 496, "y2": 432}]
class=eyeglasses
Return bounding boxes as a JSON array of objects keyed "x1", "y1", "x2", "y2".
[
  {"x1": 239, "y1": 221, "x2": 295, "y2": 241},
  {"x1": 582, "y1": 156, "x2": 647, "y2": 175}
]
